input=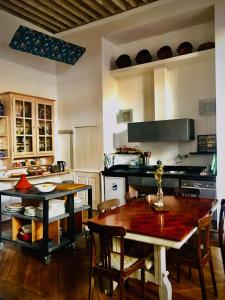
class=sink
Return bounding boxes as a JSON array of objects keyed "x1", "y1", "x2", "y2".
[{"x1": 165, "y1": 170, "x2": 186, "y2": 174}]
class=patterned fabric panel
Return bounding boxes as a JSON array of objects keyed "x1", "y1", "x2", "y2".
[
  {"x1": 9, "y1": 25, "x2": 86, "y2": 65},
  {"x1": 110, "y1": 252, "x2": 139, "y2": 271}
]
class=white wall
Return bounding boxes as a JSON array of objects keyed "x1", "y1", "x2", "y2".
[
  {"x1": 0, "y1": 10, "x2": 57, "y2": 99},
  {"x1": 107, "y1": 23, "x2": 215, "y2": 166},
  {"x1": 215, "y1": 0, "x2": 225, "y2": 199},
  {"x1": 56, "y1": 0, "x2": 216, "y2": 168}
]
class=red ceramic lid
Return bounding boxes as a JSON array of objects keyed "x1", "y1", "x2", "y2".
[{"x1": 15, "y1": 174, "x2": 32, "y2": 190}]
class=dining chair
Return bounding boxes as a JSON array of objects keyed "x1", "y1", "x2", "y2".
[
  {"x1": 97, "y1": 198, "x2": 120, "y2": 213},
  {"x1": 174, "y1": 187, "x2": 200, "y2": 197},
  {"x1": 124, "y1": 190, "x2": 138, "y2": 203},
  {"x1": 210, "y1": 199, "x2": 225, "y2": 272},
  {"x1": 167, "y1": 214, "x2": 218, "y2": 300},
  {"x1": 87, "y1": 221, "x2": 145, "y2": 300}
]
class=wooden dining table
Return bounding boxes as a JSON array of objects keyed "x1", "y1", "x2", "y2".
[{"x1": 87, "y1": 195, "x2": 218, "y2": 300}]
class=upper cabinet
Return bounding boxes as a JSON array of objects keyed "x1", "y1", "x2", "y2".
[
  {"x1": 0, "y1": 92, "x2": 55, "y2": 168},
  {"x1": 13, "y1": 97, "x2": 35, "y2": 156},
  {"x1": 36, "y1": 101, "x2": 54, "y2": 154},
  {"x1": 0, "y1": 116, "x2": 9, "y2": 160}
]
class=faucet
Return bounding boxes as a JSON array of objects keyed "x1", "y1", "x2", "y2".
[{"x1": 175, "y1": 154, "x2": 188, "y2": 164}]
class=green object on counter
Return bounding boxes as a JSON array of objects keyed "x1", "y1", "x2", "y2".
[
  {"x1": 139, "y1": 153, "x2": 145, "y2": 165},
  {"x1": 210, "y1": 154, "x2": 217, "y2": 175}
]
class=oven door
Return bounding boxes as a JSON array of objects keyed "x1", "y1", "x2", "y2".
[{"x1": 181, "y1": 180, "x2": 216, "y2": 199}]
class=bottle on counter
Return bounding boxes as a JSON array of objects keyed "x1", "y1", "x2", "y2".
[{"x1": 139, "y1": 152, "x2": 145, "y2": 165}]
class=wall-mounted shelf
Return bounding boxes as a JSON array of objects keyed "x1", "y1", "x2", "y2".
[
  {"x1": 189, "y1": 152, "x2": 216, "y2": 155},
  {"x1": 109, "y1": 49, "x2": 214, "y2": 79}
]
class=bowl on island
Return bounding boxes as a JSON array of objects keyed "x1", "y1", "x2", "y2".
[{"x1": 35, "y1": 183, "x2": 56, "y2": 193}]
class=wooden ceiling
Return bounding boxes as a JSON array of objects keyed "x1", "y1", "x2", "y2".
[{"x1": 0, "y1": 0, "x2": 158, "y2": 34}]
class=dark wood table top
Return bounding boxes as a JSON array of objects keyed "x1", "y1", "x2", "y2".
[{"x1": 88, "y1": 196, "x2": 216, "y2": 242}]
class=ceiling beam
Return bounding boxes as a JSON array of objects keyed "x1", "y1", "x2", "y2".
[
  {"x1": 126, "y1": 0, "x2": 137, "y2": 8},
  {"x1": 54, "y1": 0, "x2": 92, "y2": 23},
  {"x1": 0, "y1": 0, "x2": 60, "y2": 33},
  {"x1": 112, "y1": 0, "x2": 128, "y2": 11},
  {"x1": 22, "y1": 0, "x2": 75, "y2": 28},
  {"x1": 96, "y1": 0, "x2": 118, "y2": 14},
  {"x1": 83, "y1": 0, "x2": 110, "y2": 18},
  {"x1": 68, "y1": 0, "x2": 99, "y2": 20},
  {"x1": 8, "y1": 0, "x2": 67, "y2": 31},
  {"x1": 37, "y1": 0, "x2": 83, "y2": 26}
]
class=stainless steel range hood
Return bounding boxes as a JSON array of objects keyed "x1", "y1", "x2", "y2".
[{"x1": 128, "y1": 118, "x2": 195, "y2": 142}]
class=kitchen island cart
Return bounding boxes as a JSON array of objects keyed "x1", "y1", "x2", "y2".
[{"x1": 0, "y1": 183, "x2": 92, "y2": 264}]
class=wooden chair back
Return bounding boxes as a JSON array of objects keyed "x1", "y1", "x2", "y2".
[
  {"x1": 97, "y1": 198, "x2": 120, "y2": 213},
  {"x1": 175, "y1": 187, "x2": 200, "y2": 198},
  {"x1": 219, "y1": 199, "x2": 225, "y2": 244},
  {"x1": 168, "y1": 213, "x2": 218, "y2": 299},
  {"x1": 210, "y1": 199, "x2": 225, "y2": 272},
  {"x1": 87, "y1": 221, "x2": 126, "y2": 271},
  {"x1": 87, "y1": 221, "x2": 146, "y2": 299},
  {"x1": 124, "y1": 190, "x2": 138, "y2": 203},
  {"x1": 196, "y1": 214, "x2": 212, "y2": 262}
]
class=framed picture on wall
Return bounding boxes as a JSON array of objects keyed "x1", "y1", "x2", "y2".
[{"x1": 197, "y1": 134, "x2": 216, "y2": 153}]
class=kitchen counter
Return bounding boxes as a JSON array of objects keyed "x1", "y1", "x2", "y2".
[
  {"x1": 102, "y1": 165, "x2": 216, "y2": 182},
  {"x1": 0, "y1": 170, "x2": 71, "y2": 181}
]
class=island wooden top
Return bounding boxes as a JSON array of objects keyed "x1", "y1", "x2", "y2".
[
  {"x1": 0, "y1": 184, "x2": 92, "y2": 201},
  {"x1": 88, "y1": 196, "x2": 216, "y2": 242}
]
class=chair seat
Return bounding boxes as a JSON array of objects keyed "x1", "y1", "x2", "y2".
[
  {"x1": 210, "y1": 230, "x2": 220, "y2": 246},
  {"x1": 106, "y1": 252, "x2": 139, "y2": 271},
  {"x1": 98, "y1": 251, "x2": 154, "y2": 272}
]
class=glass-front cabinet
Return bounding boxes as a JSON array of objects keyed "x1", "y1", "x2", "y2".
[
  {"x1": 13, "y1": 99, "x2": 35, "y2": 156},
  {"x1": 11, "y1": 96, "x2": 54, "y2": 158},
  {"x1": 36, "y1": 101, "x2": 54, "y2": 154},
  {"x1": 0, "y1": 116, "x2": 9, "y2": 159},
  {"x1": 0, "y1": 92, "x2": 55, "y2": 168}
]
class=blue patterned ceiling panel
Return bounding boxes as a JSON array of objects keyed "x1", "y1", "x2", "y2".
[{"x1": 9, "y1": 25, "x2": 86, "y2": 65}]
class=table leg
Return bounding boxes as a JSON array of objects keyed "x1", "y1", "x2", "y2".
[
  {"x1": 67, "y1": 193, "x2": 75, "y2": 244},
  {"x1": 43, "y1": 200, "x2": 49, "y2": 261},
  {"x1": 0, "y1": 195, "x2": 2, "y2": 246},
  {"x1": 87, "y1": 188, "x2": 92, "y2": 218},
  {"x1": 155, "y1": 245, "x2": 172, "y2": 300}
]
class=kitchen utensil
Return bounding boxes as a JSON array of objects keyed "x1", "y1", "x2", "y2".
[
  {"x1": 177, "y1": 41, "x2": 193, "y2": 55},
  {"x1": 57, "y1": 161, "x2": 66, "y2": 172},
  {"x1": 198, "y1": 42, "x2": 215, "y2": 51},
  {"x1": 15, "y1": 174, "x2": 32, "y2": 192},
  {"x1": 35, "y1": 183, "x2": 56, "y2": 193},
  {"x1": 157, "y1": 45, "x2": 173, "y2": 59},
  {"x1": 135, "y1": 49, "x2": 152, "y2": 64},
  {"x1": 115, "y1": 54, "x2": 132, "y2": 68}
]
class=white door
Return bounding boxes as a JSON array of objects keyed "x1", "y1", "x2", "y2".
[{"x1": 73, "y1": 126, "x2": 99, "y2": 171}]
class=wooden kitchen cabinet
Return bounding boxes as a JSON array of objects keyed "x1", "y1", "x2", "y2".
[
  {"x1": 36, "y1": 100, "x2": 54, "y2": 154},
  {"x1": 0, "y1": 116, "x2": 10, "y2": 163},
  {"x1": 0, "y1": 92, "x2": 55, "y2": 168}
]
